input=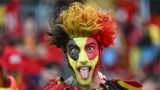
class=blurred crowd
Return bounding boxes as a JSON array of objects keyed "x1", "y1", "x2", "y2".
[{"x1": 0, "y1": 0, "x2": 160, "y2": 90}]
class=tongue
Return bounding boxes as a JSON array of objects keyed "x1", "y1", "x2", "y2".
[{"x1": 79, "y1": 67, "x2": 89, "y2": 79}]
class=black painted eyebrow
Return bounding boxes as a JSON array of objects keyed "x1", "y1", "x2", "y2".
[
  {"x1": 68, "y1": 43, "x2": 77, "y2": 47},
  {"x1": 67, "y1": 42, "x2": 79, "y2": 50},
  {"x1": 67, "y1": 40, "x2": 76, "y2": 46}
]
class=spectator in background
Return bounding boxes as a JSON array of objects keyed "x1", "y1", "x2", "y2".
[
  {"x1": 0, "y1": 42, "x2": 25, "y2": 90},
  {"x1": 18, "y1": 13, "x2": 65, "y2": 90},
  {"x1": 39, "y1": 62, "x2": 62, "y2": 90},
  {"x1": 18, "y1": 14, "x2": 46, "y2": 75},
  {"x1": 17, "y1": 15, "x2": 46, "y2": 90}
]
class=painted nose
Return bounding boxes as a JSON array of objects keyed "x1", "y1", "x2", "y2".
[
  {"x1": 79, "y1": 50, "x2": 88, "y2": 60},
  {"x1": 79, "y1": 50, "x2": 88, "y2": 65},
  {"x1": 80, "y1": 61, "x2": 88, "y2": 65}
]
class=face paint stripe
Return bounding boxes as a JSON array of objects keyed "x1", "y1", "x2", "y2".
[
  {"x1": 74, "y1": 38, "x2": 88, "y2": 62},
  {"x1": 86, "y1": 38, "x2": 99, "y2": 60},
  {"x1": 67, "y1": 40, "x2": 80, "y2": 60}
]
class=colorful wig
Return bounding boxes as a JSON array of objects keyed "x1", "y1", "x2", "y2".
[{"x1": 47, "y1": 2, "x2": 116, "y2": 51}]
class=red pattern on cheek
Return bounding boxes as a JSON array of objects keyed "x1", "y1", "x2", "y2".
[{"x1": 85, "y1": 38, "x2": 99, "y2": 60}]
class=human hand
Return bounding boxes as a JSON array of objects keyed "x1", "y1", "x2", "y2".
[{"x1": 44, "y1": 77, "x2": 80, "y2": 90}]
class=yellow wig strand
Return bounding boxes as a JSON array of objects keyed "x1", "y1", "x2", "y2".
[{"x1": 59, "y1": 2, "x2": 102, "y2": 38}]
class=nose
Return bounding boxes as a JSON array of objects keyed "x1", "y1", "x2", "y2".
[
  {"x1": 78, "y1": 50, "x2": 88, "y2": 65},
  {"x1": 80, "y1": 61, "x2": 88, "y2": 65}
]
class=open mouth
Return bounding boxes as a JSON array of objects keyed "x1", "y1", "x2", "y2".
[{"x1": 78, "y1": 66, "x2": 91, "y2": 80}]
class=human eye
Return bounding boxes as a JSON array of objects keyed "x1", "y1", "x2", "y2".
[
  {"x1": 86, "y1": 46, "x2": 94, "y2": 52},
  {"x1": 70, "y1": 48, "x2": 79, "y2": 54}
]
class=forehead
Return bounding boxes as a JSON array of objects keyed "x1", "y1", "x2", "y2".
[{"x1": 67, "y1": 37, "x2": 97, "y2": 46}]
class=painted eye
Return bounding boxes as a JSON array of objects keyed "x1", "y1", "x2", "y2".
[
  {"x1": 87, "y1": 46, "x2": 94, "y2": 52},
  {"x1": 71, "y1": 48, "x2": 79, "y2": 54}
]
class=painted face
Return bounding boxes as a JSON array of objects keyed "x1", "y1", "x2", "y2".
[{"x1": 66, "y1": 37, "x2": 99, "y2": 85}]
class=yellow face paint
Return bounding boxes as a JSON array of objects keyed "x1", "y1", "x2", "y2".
[{"x1": 67, "y1": 37, "x2": 99, "y2": 85}]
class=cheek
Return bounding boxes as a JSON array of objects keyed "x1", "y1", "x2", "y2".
[
  {"x1": 87, "y1": 50, "x2": 99, "y2": 60},
  {"x1": 67, "y1": 55, "x2": 76, "y2": 68}
]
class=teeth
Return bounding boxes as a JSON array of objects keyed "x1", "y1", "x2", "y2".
[
  {"x1": 81, "y1": 67, "x2": 89, "y2": 70},
  {"x1": 79, "y1": 67, "x2": 90, "y2": 79}
]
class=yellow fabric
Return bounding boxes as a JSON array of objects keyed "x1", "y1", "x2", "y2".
[
  {"x1": 56, "y1": 76, "x2": 62, "y2": 84},
  {"x1": 15, "y1": 72, "x2": 22, "y2": 88},
  {"x1": 0, "y1": 5, "x2": 6, "y2": 26},
  {"x1": 129, "y1": 46, "x2": 141, "y2": 73},
  {"x1": 117, "y1": 80, "x2": 142, "y2": 90},
  {"x1": 147, "y1": 24, "x2": 160, "y2": 45},
  {"x1": 0, "y1": 88, "x2": 11, "y2": 90},
  {"x1": 0, "y1": 88, "x2": 18, "y2": 90},
  {"x1": 84, "y1": 0, "x2": 116, "y2": 11}
]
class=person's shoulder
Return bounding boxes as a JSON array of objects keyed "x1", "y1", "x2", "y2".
[{"x1": 102, "y1": 79, "x2": 142, "y2": 90}]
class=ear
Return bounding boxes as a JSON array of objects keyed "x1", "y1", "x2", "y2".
[{"x1": 99, "y1": 46, "x2": 104, "y2": 56}]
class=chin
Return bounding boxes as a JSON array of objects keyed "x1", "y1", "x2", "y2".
[
  {"x1": 78, "y1": 79, "x2": 92, "y2": 86},
  {"x1": 76, "y1": 75, "x2": 92, "y2": 86},
  {"x1": 74, "y1": 66, "x2": 95, "y2": 86}
]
